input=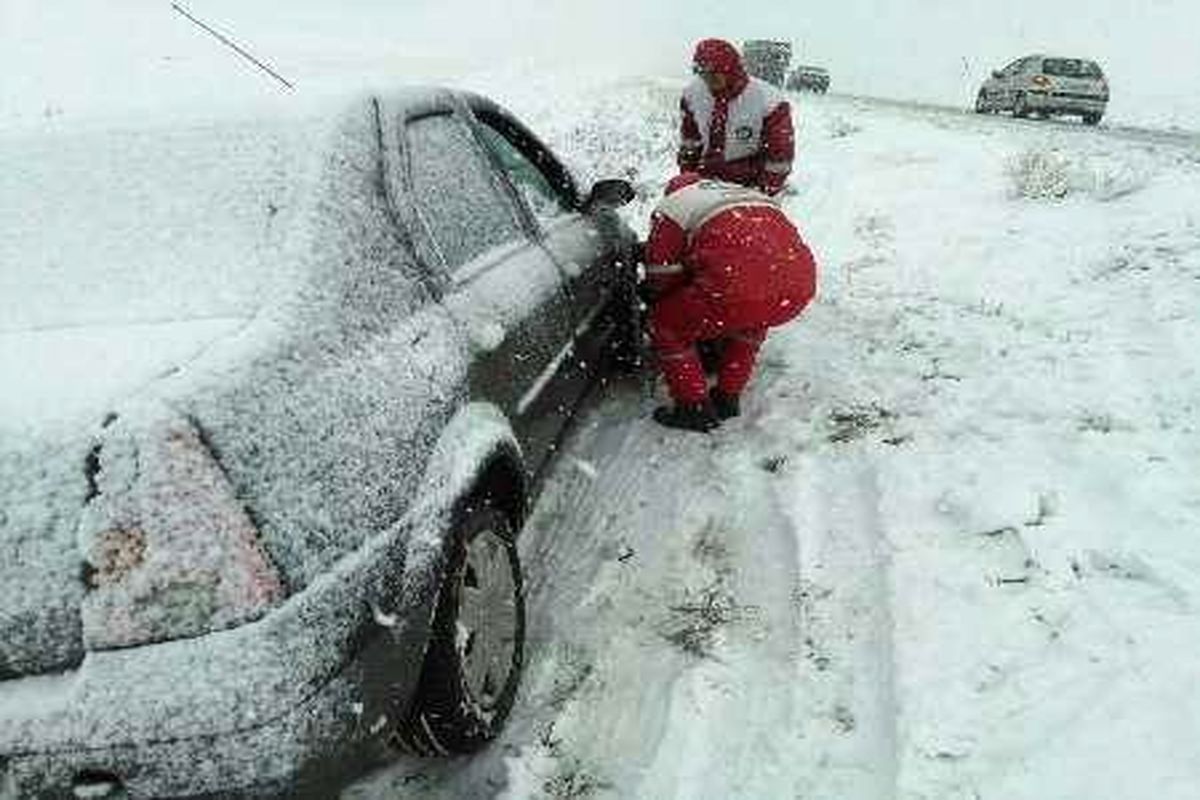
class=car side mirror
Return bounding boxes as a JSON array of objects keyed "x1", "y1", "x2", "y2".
[
  {"x1": 584, "y1": 179, "x2": 635, "y2": 211},
  {"x1": 992, "y1": 70, "x2": 1003, "y2": 79}
]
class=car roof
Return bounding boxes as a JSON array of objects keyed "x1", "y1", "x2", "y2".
[{"x1": 0, "y1": 85, "x2": 482, "y2": 333}]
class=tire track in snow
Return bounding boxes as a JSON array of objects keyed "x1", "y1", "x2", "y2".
[
  {"x1": 744, "y1": 347, "x2": 901, "y2": 800},
  {"x1": 787, "y1": 452, "x2": 899, "y2": 800},
  {"x1": 513, "y1": 382, "x2": 811, "y2": 799}
]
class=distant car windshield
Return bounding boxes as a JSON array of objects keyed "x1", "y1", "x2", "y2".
[
  {"x1": 1043, "y1": 59, "x2": 1103, "y2": 78},
  {"x1": 0, "y1": 117, "x2": 320, "y2": 333}
]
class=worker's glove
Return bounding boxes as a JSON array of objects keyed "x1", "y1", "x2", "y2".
[
  {"x1": 629, "y1": 240, "x2": 645, "y2": 265},
  {"x1": 677, "y1": 143, "x2": 702, "y2": 170}
]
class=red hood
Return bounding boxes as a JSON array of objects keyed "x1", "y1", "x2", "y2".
[{"x1": 693, "y1": 38, "x2": 749, "y2": 97}]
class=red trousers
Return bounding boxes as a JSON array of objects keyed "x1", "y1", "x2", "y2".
[{"x1": 649, "y1": 285, "x2": 790, "y2": 405}]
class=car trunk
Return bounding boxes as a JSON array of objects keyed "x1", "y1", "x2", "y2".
[{"x1": 0, "y1": 319, "x2": 251, "y2": 678}]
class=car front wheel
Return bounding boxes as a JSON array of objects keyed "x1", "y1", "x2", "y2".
[
  {"x1": 975, "y1": 90, "x2": 989, "y2": 113},
  {"x1": 1082, "y1": 112, "x2": 1102, "y2": 126},
  {"x1": 395, "y1": 498, "x2": 525, "y2": 755},
  {"x1": 611, "y1": 245, "x2": 647, "y2": 372}
]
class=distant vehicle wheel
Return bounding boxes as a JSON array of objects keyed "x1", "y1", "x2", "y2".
[
  {"x1": 395, "y1": 498, "x2": 524, "y2": 755},
  {"x1": 975, "y1": 90, "x2": 989, "y2": 113},
  {"x1": 1012, "y1": 93, "x2": 1030, "y2": 118},
  {"x1": 1082, "y1": 112, "x2": 1103, "y2": 126}
]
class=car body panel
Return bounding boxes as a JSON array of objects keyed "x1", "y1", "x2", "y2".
[
  {"x1": 977, "y1": 54, "x2": 1108, "y2": 120},
  {"x1": 1, "y1": 85, "x2": 636, "y2": 797}
]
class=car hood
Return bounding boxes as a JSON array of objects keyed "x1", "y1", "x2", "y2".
[{"x1": 0, "y1": 317, "x2": 246, "y2": 679}]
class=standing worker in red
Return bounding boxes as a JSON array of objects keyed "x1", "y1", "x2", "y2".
[
  {"x1": 644, "y1": 173, "x2": 817, "y2": 432},
  {"x1": 679, "y1": 38, "x2": 795, "y2": 196}
]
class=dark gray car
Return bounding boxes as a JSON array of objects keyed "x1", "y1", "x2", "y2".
[
  {"x1": 0, "y1": 86, "x2": 638, "y2": 798},
  {"x1": 787, "y1": 65, "x2": 830, "y2": 94},
  {"x1": 975, "y1": 54, "x2": 1109, "y2": 125}
]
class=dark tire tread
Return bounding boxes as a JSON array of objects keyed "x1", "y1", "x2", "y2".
[{"x1": 393, "y1": 500, "x2": 524, "y2": 756}]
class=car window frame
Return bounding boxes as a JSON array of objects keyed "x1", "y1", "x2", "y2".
[
  {"x1": 463, "y1": 103, "x2": 584, "y2": 239},
  {"x1": 399, "y1": 108, "x2": 532, "y2": 281},
  {"x1": 998, "y1": 59, "x2": 1023, "y2": 79}
]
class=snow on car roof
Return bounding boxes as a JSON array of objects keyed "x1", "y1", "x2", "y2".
[{"x1": 0, "y1": 107, "x2": 334, "y2": 333}]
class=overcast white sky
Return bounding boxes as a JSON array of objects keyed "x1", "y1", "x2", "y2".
[{"x1": 3, "y1": 0, "x2": 1200, "y2": 127}]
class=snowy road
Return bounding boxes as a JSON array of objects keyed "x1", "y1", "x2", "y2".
[{"x1": 342, "y1": 84, "x2": 1200, "y2": 799}]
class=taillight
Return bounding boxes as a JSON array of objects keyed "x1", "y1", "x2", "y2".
[
  {"x1": 1031, "y1": 74, "x2": 1052, "y2": 89},
  {"x1": 79, "y1": 412, "x2": 284, "y2": 650}
]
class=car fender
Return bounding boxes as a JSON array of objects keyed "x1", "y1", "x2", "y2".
[{"x1": 350, "y1": 401, "x2": 526, "y2": 737}]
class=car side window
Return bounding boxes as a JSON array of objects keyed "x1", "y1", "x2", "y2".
[
  {"x1": 474, "y1": 121, "x2": 575, "y2": 228},
  {"x1": 406, "y1": 114, "x2": 524, "y2": 270}
]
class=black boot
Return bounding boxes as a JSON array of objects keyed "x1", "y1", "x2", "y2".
[
  {"x1": 709, "y1": 388, "x2": 741, "y2": 420},
  {"x1": 652, "y1": 401, "x2": 719, "y2": 432}
]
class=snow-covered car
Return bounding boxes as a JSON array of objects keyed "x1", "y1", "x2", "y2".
[
  {"x1": 974, "y1": 54, "x2": 1109, "y2": 125},
  {"x1": 787, "y1": 65, "x2": 830, "y2": 94},
  {"x1": 0, "y1": 86, "x2": 638, "y2": 798}
]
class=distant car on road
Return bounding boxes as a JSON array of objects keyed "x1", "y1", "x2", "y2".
[
  {"x1": 975, "y1": 54, "x2": 1109, "y2": 125},
  {"x1": 0, "y1": 86, "x2": 639, "y2": 798},
  {"x1": 788, "y1": 65, "x2": 830, "y2": 94},
  {"x1": 742, "y1": 39, "x2": 792, "y2": 87}
]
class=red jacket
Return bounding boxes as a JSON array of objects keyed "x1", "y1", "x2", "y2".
[
  {"x1": 679, "y1": 39, "x2": 795, "y2": 195},
  {"x1": 645, "y1": 177, "x2": 816, "y2": 330}
]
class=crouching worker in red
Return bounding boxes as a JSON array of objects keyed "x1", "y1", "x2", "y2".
[{"x1": 645, "y1": 173, "x2": 817, "y2": 432}]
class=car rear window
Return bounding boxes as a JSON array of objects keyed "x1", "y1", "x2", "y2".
[
  {"x1": 0, "y1": 117, "x2": 323, "y2": 333},
  {"x1": 1043, "y1": 59, "x2": 1103, "y2": 78}
]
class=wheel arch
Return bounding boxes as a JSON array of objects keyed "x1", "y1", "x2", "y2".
[{"x1": 419, "y1": 401, "x2": 529, "y2": 535}]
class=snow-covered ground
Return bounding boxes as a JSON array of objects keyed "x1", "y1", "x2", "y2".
[
  {"x1": 6, "y1": 7, "x2": 1200, "y2": 791},
  {"x1": 341, "y1": 83, "x2": 1200, "y2": 799}
]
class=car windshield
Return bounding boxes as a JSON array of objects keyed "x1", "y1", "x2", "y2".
[
  {"x1": 0, "y1": 116, "x2": 321, "y2": 333},
  {"x1": 1043, "y1": 58, "x2": 1103, "y2": 78}
]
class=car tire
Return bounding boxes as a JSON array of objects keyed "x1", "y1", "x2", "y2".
[
  {"x1": 610, "y1": 248, "x2": 647, "y2": 373},
  {"x1": 974, "y1": 90, "x2": 989, "y2": 114},
  {"x1": 1082, "y1": 112, "x2": 1102, "y2": 126},
  {"x1": 1012, "y1": 93, "x2": 1030, "y2": 119},
  {"x1": 394, "y1": 498, "x2": 525, "y2": 756}
]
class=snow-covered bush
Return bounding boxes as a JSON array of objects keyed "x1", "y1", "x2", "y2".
[
  {"x1": 1075, "y1": 152, "x2": 1153, "y2": 201},
  {"x1": 827, "y1": 115, "x2": 862, "y2": 139},
  {"x1": 1006, "y1": 146, "x2": 1152, "y2": 201},
  {"x1": 1006, "y1": 148, "x2": 1073, "y2": 200}
]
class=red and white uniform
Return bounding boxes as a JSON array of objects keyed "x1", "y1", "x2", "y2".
[
  {"x1": 645, "y1": 175, "x2": 817, "y2": 405},
  {"x1": 679, "y1": 39, "x2": 795, "y2": 196}
]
